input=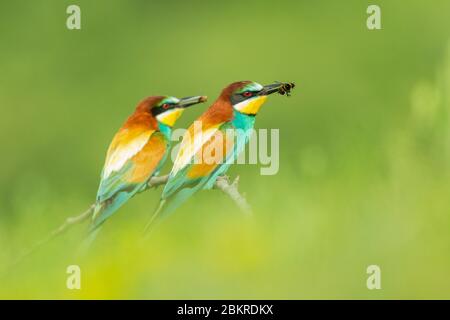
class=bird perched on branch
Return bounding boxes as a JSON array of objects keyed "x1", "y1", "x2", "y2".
[
  {"x1": 88, "y1": 95, "x2": 207, "y2": 239},
  {"x1": 145, "y1": 81, "x2": 294, "y2": 231}
]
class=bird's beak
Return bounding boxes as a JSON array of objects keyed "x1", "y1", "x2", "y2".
[
  {"x1": 259, "y1": 82, "x2": 285, "y2": 96},
  {"x1": 177, "y1": 95, "x2": 208, "y2": 108}
]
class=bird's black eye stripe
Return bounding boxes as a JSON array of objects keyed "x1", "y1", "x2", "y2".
[
  {"x1": 231, "y1": 90, "x2": 258, "y2": 105},
  {"x1": 151, "y1": 103, "x2": 174, "y2": 116},
  {"x1": 242, "y1": 91, "x2": 255, "y2": 97}
]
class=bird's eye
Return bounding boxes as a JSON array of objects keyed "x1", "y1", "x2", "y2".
[
  {"x1": 243, "y1": 91, "x2": 253, "y2": 97},
  {"x1": 162, "y1": 103, "x2": 170, "y2": 109}
]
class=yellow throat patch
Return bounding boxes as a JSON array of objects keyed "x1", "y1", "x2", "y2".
[
  {"x1": 235, "y1": 95, "x2": 268, "y2": 115},
  {"x1": 157, "y1": 108, "x2": 184, "y2": 127}
]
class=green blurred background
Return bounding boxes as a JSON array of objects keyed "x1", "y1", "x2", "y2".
[{"x1": 1, "y1": 0, "x2": 450, "y2": 299}]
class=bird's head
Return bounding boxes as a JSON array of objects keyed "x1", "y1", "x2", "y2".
[
  {"x1": 222, "y1": 81, "x2": 290, "y2": 115},
  {"x1": 150, "y1": 95, "x2": 207, "y2": 127}
]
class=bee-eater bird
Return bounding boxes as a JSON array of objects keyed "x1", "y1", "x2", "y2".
[
  {"x1": 145, "y1": 81, "x2": 292, "y2": 231},
  {"x1": 88, "y1": 95, "x2": 207, "y2": 236}
]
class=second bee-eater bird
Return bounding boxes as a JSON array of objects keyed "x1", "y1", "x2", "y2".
[
  {"x1": 88, "y1": 95, "x2": 207, "y2": 237},
  {"x1": 145, "y1": 81, "x2": 292, "y2": 231}
]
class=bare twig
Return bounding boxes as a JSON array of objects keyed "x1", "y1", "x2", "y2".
[
  {"x1": 145, "y1": 174, "x2": 169, "y2": 189},
  {"x1": 12, "y1": 174, "x2": 251, "y2": 265},
  {"x1": 214, "y1": 175, "x2": 252, "y2": 216},
  {"x1": 10, "y1": 204, "x2": 95, "y2": 266}
]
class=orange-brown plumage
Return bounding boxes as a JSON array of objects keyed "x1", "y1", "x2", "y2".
[
  {"x1": 128, "y1": 133, "x2": 166, "y2": 183},
  {"x1": 197, "y1": 81, "x2": 251, "y2": 127},
  {"x1": 121, "y1": 96, "x2": 164, "y2": 131},
  {"x1": 186, "y1": 130, "x2": 234, "y2": 179}
]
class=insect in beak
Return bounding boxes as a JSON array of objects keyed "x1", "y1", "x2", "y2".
[{"x1": 260, "y1": 82, "x2": 296, "y2": 97}]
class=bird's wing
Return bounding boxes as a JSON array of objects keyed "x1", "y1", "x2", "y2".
[
  {"x1": 91, "y1": 130, "x2": 167, "y2": 229},
  {"x1": 101, "y1": 127, "x2": 153, "y2": 180},
  {"x1": 151, "y1": 122, "x2": 253, "y2": 223},
  {"x1": 170, "y1": 122, "x2": 223, "y2": 176},
  {"x1": 162, "y1": 121, "x2": 242, "y2": 199},
  {"x1": 96, "y1": 127, "x2": 166, "y2": 203}
]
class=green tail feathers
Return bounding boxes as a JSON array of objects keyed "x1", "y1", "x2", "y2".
[
  {"x1": 79, "y1": 203, "x2": 105, "y2": 252},
  {"x1": 82, "y1": 191, "x2": 133, "y2": 250},
  {"x1": 144, "y1": 184, "x2": 206, "y2": 234},
  {"x1": 79, "y1": 225, "x2": 102, "y2": 254},
  {"x1": 143, "y1": 199, "x2": 166, "y2": 234},
  {"x1": 89, "y1": 191, "x2": 132, "y2": 233}
]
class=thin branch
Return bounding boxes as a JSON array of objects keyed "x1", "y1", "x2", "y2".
[
  {"x1": 8, "y1": 204, "x2": 95, "y2": 270},
  {"x1": 12, "y1": 174, "x2": 251, "y2": 265},
  {"x1": 145, "y1": 174, "x2": 170, "y2": 189},
  {"x1": 214, "y1": 175, "x2": 252, "y2": 215}
]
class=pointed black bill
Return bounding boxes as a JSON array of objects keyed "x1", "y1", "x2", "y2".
[{"x1": 177, "y1": 95, "x2": 208, "y2": 108}]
